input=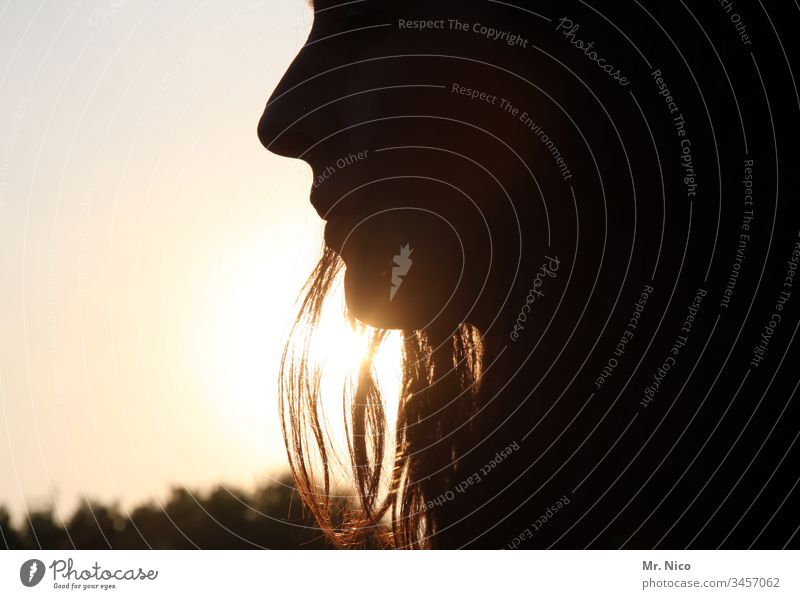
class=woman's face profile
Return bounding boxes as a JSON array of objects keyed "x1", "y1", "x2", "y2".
[
  {"x1": 257, "y1": 0, "x2": 550, "y2": 331},
  {"x1": 261, "y1": 0, "x2": 800, "y2": 551}
]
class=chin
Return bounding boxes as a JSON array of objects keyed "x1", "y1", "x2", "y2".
[
  {"x1": 343, "y1": 265, "x2": 466, "y2": 332},
  {"x1": 348, "y1": 306, "x2": 418, "y2": 330},
  {"x1": 335, "y1": 212, "x2": 477, "y2": 331},
  {"x1": 344, "y1": 269, "x2": 422, "y2": 330}
]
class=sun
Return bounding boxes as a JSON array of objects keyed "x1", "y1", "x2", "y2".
[
  {"x1": 302, "y1": 281, "x2": 404, "y2": 459},
  {"x1": 195, "y1": 240, "x2": 402, "y2": 472}
]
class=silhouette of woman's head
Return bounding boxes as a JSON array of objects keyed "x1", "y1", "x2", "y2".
[
  {"x1": 257, "y1": 0, "x2": 581, "y2": 333},
  {"x1": 259, "y1": 0, "x2": 659, "y2": 548}
]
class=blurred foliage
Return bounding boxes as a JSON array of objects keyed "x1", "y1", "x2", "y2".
[{"x1": 0, "y1": 475, "x2": 338, "y2": 549}]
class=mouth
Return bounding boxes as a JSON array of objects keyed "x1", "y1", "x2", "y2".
[
  {"x1": 321, "y1": 199, "x2": 388, "y2": 257},
  {"x1": 323, "y1": 210, "x2": 372, "y2": 259},
  {"x1": 323, "y1": 216, "x2": 349, "y2": 255}
]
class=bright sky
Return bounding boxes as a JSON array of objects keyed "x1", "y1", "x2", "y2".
[{"x1": 0, "y1": 0, "x2": 364, "y2": 522}]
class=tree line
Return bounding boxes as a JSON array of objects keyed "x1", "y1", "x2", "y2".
[{"x1": 0, "y1": 475, "x2": 339, "y2": 549}]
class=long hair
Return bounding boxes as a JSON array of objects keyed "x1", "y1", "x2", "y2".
[{"x1": 279, "y1": 248, "x2": 488, "y2": 548}]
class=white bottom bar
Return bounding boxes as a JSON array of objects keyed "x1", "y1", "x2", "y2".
[{"x1": 1, "y1": 550, "x2": 797, "y2": 598}]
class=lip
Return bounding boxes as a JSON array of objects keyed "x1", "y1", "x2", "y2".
[
  {"x1": 323, "y1": 214, "x2": 365, "y2": 258},
  {"x1": 323, "y1": 217, "x2": 347, "y2": 254},
  {"x1": 322, "y1": 205, "x2": 380, "y2": 255}
]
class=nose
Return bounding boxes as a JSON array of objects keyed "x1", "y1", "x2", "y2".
[{"x1": 257, "y1": 47, "x2": 317, "y2": 160}]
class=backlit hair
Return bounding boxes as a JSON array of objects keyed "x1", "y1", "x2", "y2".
[{"x1": 279, "y1": 248, "x2": 486, "y2": 548}]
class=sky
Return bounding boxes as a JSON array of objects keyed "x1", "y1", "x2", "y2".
[{"x1": 0, "y1": 0, "x2": 378, "y2": 523}]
